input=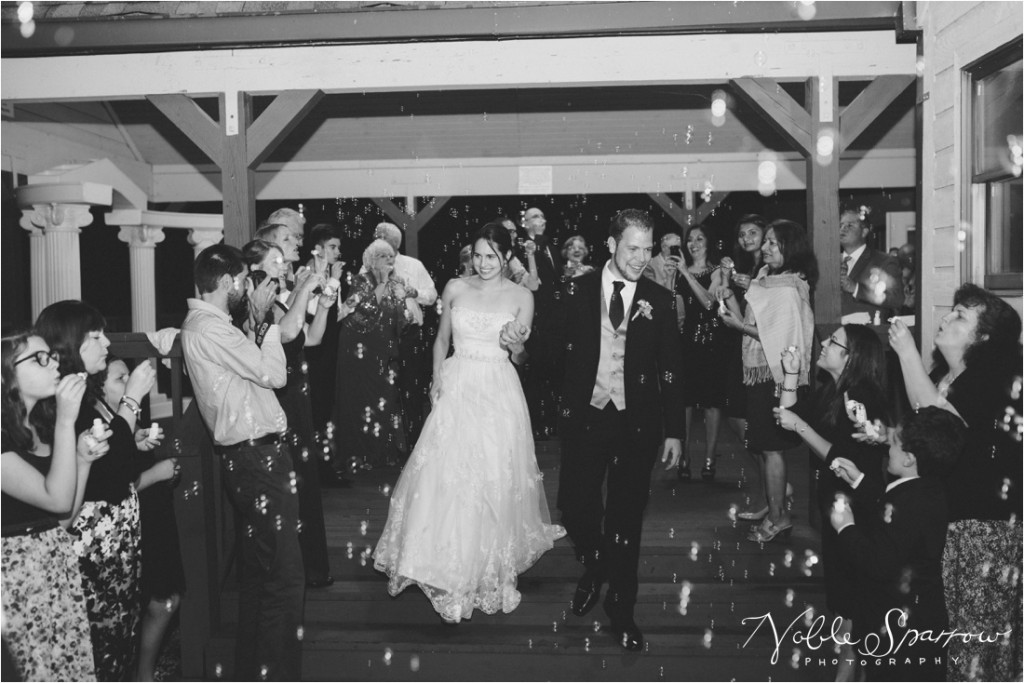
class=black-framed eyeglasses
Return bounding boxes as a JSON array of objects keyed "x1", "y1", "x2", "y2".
[
  {"x1": 13, "y1": 350, "x2": 60, "y2": 368},
  {"x1": 827, "y1": 336, "x2": 848, "y2": 351}
]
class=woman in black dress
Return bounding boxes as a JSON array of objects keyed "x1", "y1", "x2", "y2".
[
  {"x1": 674, "y1": 225, "x2": 730, "y2": 480},
  {"x1": 36, "y1": 300, "x2": 157, "y2": 681},
  {"x1": 773, "y1": 324, "x2": 889, "y2": 682},
  {"x1": 97, "y1": 357, "x2": 183, "y2": 681}
]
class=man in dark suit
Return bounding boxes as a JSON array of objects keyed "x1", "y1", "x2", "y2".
[
  {"x1": 839, "y1": 209, "x2": 904, "y2": 323},
  {"x1": 548, "y1": 208, "x2": 685, "y2": 651}
]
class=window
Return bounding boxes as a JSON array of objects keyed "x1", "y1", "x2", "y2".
[{"x1": 967, "y1": 38, "x2": 1023, "y2": 291}]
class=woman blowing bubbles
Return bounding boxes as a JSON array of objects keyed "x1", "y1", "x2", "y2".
[
  {"x1": 374, "y1": 221, "x2": 564, "y2": 623},
  {"x1": 1, "y1": 331, "x2": 109, "y2": 681}
]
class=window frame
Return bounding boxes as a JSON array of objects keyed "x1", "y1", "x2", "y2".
[{"x1": 962, "y1": 36, "x2": 1023, "y2": 293}]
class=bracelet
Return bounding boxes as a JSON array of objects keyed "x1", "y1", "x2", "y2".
[
  {"x1": 782, "y1": 370, "x2": 798, "y2": 376},
  {"x1": 119, "y1": 396, "x2": 142, "y2": 420},
  {"x1": 780, "y1": 386, "x2": 798, "y2": 392}
]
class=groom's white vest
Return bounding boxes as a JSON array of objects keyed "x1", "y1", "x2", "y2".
[{"x1": 590, "y1": 291, "x2": 629, "y2": 411}]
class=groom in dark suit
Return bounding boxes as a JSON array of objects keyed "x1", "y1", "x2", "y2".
[{"x1": 549, "y1": 208, "x2": 685, "y2": 650}]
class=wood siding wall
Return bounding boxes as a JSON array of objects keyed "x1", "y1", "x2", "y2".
[{"x1": 918, "y1": 0, "x2": 1023, "y2": 353}]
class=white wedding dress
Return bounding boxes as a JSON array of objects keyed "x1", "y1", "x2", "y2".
[{"x1": 373, "y1": 306, "x2": 565, "y2": 622}]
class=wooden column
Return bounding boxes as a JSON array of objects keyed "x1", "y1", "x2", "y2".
[
  {"x1": 370, "y1": 196, "x2": 451, "y2": 259},
  {"x1": 806, "y1": 75, "x2": 842, "y2": 327},
  {"x1": 148, "y1": 89, "x2": 323, "y2": 246},
  {"x1": 730, "y1": 74, "x2": 912, "y2": 331},
  {"x1": 647, "y1": 191, "x2": 730, "y2": 232}
]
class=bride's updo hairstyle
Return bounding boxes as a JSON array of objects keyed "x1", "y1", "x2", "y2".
[{"x1": 473, "y1": 221, "x2": 514, "y2": 268}]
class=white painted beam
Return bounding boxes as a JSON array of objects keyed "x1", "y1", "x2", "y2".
[
  {"x1": 3, "y1": 32, "x2": 918, "y2": 103},
  {"x1": 151, "y1": 150, "x2": 916, "y2": 203}
]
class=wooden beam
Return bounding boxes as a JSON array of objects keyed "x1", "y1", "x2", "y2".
[
  {"x1": 838, "y1": 75, "x2": 915, "y2": 153},
  {"x1": 146, "y1": 94, "x2": 222, "y2": 166},
  {"x1": 730, "y1": 78, "x2": 814, "y2": 156},
  {"x1": 370, "y1": 198, "x2": 412, "y2": 231},
  {"x1": 409, "y1": 196, "x2": 451, "y2": 232},
  {"x1": 2, "y1": 3, "x2": 905, "y2": 58},
  {"x1": 246, "y1": 89, "x2": 325, "y2": 167},
  {"x1": 646, "y1": 192, "x2": 689, "y2": 230},
  {"x1": 694, "y1": 191, "x2": 731, "y2": 225},
  {"x1": 3, "y1": 32, "x2": 919, "y2": 103},
  {"x1": 806, "y1": 76, "x2": 842, "y2": 329},
  {"x1": 220, "y1": 92, "x2": 256, "y2": 247}
]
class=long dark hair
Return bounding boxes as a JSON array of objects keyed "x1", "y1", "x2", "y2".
[
  {"x1": 1, "y1": 331, "x2": 36, "y2": 451},
  {"x1": 473, "y1": 221, "x2": 514, "y2": 270},
  {"x1": 931, "y1": 283, "x2": 1023, "y2": 378},
  {"x1": 681, "y1": 224, "x2": 720, "y2": 268},
  {"x1": 817, "y1": 324, "x2": 890, "y2": 429},
  {"x1": 34, "y1": 300, "x2": 107, "y2": 445},
  {"x1": 766, "y1": 219, "x2": 818, "y2": 289},
  {"x1": 732, "y1": 214, "x2": 767, "y2": 276}
]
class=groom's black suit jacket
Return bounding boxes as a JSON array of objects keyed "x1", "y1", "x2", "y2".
[{"x1": 552, "y1": 270, "x2": 685, "y2": 446}]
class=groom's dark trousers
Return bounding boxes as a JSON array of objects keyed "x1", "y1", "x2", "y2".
[{"x1": 558, "y1": 403, "x2": 660, "y2": 620}]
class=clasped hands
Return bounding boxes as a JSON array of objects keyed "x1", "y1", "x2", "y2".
[{"x1": 498, "y1": 319, "x2": 530, "y2": 351}]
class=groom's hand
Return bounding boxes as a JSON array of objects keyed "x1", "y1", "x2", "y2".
[{"x1": 661, "y1": 438, "x2": 682, "y2": 470}]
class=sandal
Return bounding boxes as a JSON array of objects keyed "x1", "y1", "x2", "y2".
[
  {"x1": 700, "y1": 457, "x2": 717, "y2": 482},
  {"x1": 677, "y1": 456, "x2": 692, "y2": 482},
  {"x1": 747, "y1": 519, "x2": 793, "y2": 543}
]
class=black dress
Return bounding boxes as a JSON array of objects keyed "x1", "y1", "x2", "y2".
[
  {"x1": 334, "y1": 275, "x2": 409, "y2": 468},
  {"x1": 136, "y1": 452, "x2": 185, "y2": 603},
  {"x1": 276, "y1": 302, "x2": 331, "y2": 583},
  {"x1": 676, "y1": 266, "x2": 727, "y2": 409},
  {"x1": 72, "y1": 406, "x2": 144, "y2": 682},
  {"x1": 790, "y1": 385, "x2": 887, "y2": 618}
]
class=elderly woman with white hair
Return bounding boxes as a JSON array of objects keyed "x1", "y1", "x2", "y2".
[{"x1": 333, "y1": 239, "x2": 414, "y2": 469}]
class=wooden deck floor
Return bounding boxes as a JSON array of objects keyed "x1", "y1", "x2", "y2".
[{"x1": 208, "y1": 426, "x2": 833, "y2": 682}]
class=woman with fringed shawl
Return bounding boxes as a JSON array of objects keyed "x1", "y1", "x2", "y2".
[{"x1": 719, "y1": 219, "x2": 817, "y2": 543}]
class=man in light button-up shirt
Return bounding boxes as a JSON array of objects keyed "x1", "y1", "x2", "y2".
[{"x1": 181, "y1": 244, "x2": 303, "y2": 681}]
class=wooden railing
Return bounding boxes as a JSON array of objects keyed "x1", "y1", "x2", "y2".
[{"x1": 106, "y1": 333, "x2": 229, "y2": 679}]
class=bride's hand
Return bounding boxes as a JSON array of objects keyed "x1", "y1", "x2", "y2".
[{"x1": 429, "y1": 378, "x2": 442, "y2": 407}]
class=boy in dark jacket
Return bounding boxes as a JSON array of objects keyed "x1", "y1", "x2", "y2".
[{"x1": 830, "y1": 406, "x2": 966, "y2": 681}]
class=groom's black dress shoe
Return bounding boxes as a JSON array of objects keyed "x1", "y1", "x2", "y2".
[
  {"x1": 571, "y1": 579, "x2": 602, "y2": 617},
  {"x1": 609, "y1": 619, "x2": 644, "y2": 651}
]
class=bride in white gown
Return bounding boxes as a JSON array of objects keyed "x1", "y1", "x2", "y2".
[{"x1": 373, "y1": 222, "x2": 565, "y2": 623}]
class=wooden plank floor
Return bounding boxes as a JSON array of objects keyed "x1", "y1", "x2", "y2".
[{"x1": 207, "y1": 426, "x2": 834, "y2": 681}]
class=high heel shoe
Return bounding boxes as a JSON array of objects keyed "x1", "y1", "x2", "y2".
[
  {"x1": 736, "y1": 505, "x2": 769, "y2": 522},
  {"x1": 747, "y1": 519, "x2": 793, "y2": 543},
  {"x1": 677, "y1": 457, "x2": 692, "y2": 482},
  {"x1": 700, "y1": 457, "x2": 716, "y2": 482}
]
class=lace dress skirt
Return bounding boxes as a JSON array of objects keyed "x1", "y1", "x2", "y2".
[{"x1": 373, "y1": 307, "x2": 565, "y2": 622}]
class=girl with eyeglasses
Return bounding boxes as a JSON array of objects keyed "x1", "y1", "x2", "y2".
[
  {"x1": 1, "y1": 332, "x2": 110, "y2": 680},
  {"x1": 35, "y1": 300, "x2": 157, "y2": 681},
  {"x1": 772, "y1": 324, "x2": 890, "y2": 682}
]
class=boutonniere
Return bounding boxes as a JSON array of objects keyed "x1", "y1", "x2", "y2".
[{"x1": 632, "y1": 299, "x2": 653, "y2": 321}]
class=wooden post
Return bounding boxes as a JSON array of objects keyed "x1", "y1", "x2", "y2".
[
  {"x1": 220, "y1": 92, "x2": 255, "y2": 247},
  {"x1": 806, "y1": 76, "x2": 841, "y2": 329},
  {"x1": 647, "y1": 191, "x2": 730, "y2": 232},
  {"x1": 149, "y1": 89, "x2": 323, "y2": 247},
  {"x1": 371, "y1": 196, "x2": 451, "y2": 259},
  {"x1": 730, "y1": 74, "x2": 910, "y2": 332}
]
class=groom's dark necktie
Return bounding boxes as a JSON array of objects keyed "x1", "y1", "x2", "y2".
[{"x1": 609, "y1": 280, "x2": 626, "y2": 329}]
